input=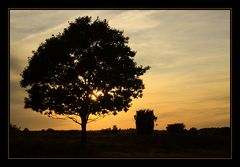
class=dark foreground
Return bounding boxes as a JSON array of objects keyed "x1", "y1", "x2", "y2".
[{"x1": 9, "y1": 130, "x2": 231, "y2": 158}]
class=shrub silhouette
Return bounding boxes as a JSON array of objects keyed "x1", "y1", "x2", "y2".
[
  {"x1": 111, "y1": 125, "x2": 120, "y2": 134},
  {"x1": 134, "y1": 109, "x2": 157, "y2": 134},
  {"x1": 46, "y1": 128, "x2": 54, "y2": 132},
  {"x1": 101, "y1": 128, "x2": 111, "y2": 134},
  {"x1": 218, "y1": 127, "x2": 230, "y2": 136},
  {"x1": 10, "y1": 124, "x2": 21, "y2": 133},
  {"x1": 198, "y1": 127, "x2": 230, "y2": 136},
  {"x1": 166, "y1": 123, "x2": 186, "y2": 134},
  {"x1": 101, "y1": 125, "x2": 120, "y2": 134},
  {"x1": 188, "y1": 127, "x2": 198, "y2": 135}
]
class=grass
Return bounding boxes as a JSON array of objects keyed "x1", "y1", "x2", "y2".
[{"x1": 9, "y1": 130, "x2": 231, "y2": 158}]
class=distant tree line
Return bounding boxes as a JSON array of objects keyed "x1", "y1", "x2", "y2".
[
  {"x1": 165, "y1": 123, "x2": 230, "y2": 136},
  {"x1": 10, "y1": 120, "x2": 230, "y2": 137}
]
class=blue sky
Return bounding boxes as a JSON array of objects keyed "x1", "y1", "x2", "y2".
[{"x1": 10, "y1": 10, "x2": 230, "y2": 130}]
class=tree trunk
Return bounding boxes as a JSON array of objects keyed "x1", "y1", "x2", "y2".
[{"x1": 81, "y1": 116, "x2": 87, "y2": 142}]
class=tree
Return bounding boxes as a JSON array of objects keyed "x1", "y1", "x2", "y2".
[
  {"x1": 166, "y1": 123, "x2": 186, "y2": 134},
  {"x1": 188, "y1": 127, "x2": 198, "y2": 135},
  {"x1": 20, "y1": 16, "x2": 150, "y2": 142},
  {"x1": 134, "y1": 109, "x2": 157, "y2": 134}
]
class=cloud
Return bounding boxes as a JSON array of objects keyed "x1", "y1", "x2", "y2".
[
  {"x1": 10, "y1": 54, "x2": 25, "y2": 73},
  {"x1": 127, "y1": 10, "x2": 230, "y2": 69},
  {"x1": 109, "y1": 10, "x2": 161, "y2": 34},
  {"x1": 10, "y1": 10, "x2": 125, "y2": 42}
]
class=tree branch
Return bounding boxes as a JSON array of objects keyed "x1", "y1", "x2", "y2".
[
  {"x1": 68, "y1": 116, "x2": 81, "y2": 125},
  {"x1": 45, "y1": 110, "x2": 115, "y2": 126},
  {"x1": 47, "y1": 113, "x2": 67, "y2": 120},
  {"x1": 45, "y1": 111, "x2": 81, "y2": 125},
  {"x1": 87, "y1": 112, "x2": 114, "y2": 123}
]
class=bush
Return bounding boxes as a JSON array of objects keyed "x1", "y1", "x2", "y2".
[
  {"x1": 218, "y1": 127, "x2": 230, "y2": 136},
  {"x1": 198, "y1": 127, "x2": 230, "y2": 136},
  {"x1": 111, "y1": 125, "x2": 120, "y2": 134},
  {"x1": 46, "y1": 128, "x2": 54, "y2": 132},
  {"x1": 166, "y1": 123, "x2": 186, "y2": 134},
  {"x1": 134, "y1": 109, "x2": 157, "y2": 134},
  {"x1": 10, "y1": 124, "x2": 21, "y2": 133},
  {"x1": 101, "y1": 126, "x2": 120, "y2": 134},
  {"x1": 188, "y1": 127, "x2": 198, "y2": 135},
  {"x1": 101, "y1": 128, "x2": 111, "y2": 134}
]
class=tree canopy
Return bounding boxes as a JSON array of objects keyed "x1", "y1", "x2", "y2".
[{"x1": 20, "y1": 16, "x2": 150, "y2": 141}]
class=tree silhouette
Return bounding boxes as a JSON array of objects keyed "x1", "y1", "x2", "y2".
[
  {"x1": 20, "y1": 16, "x2": 150, "y2": 142},
  {"x1": 188, "y1": 127, "x2": 198, "y2": 135},
  {"x1": 10, "y1": 124, "x2": 21, "y2": 133},
  {"x1": 166, "y1": 123, "x2": 186, "y2": 134},
  {"x1": 134, "y1": 109, "x2": 157, "y2": 134}
]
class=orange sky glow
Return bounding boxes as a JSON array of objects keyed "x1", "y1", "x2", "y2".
[{"x1": 10, "y1": 10, "x2": 230, "y2": 130}]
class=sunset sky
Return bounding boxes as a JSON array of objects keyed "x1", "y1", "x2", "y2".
[{"x1": 10, "y1": 10, "x2": 230, "y2": 131}]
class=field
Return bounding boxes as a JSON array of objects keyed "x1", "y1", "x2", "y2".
[{"x1": 9, "y1": 130, "x2": 231, "y2": 159}]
